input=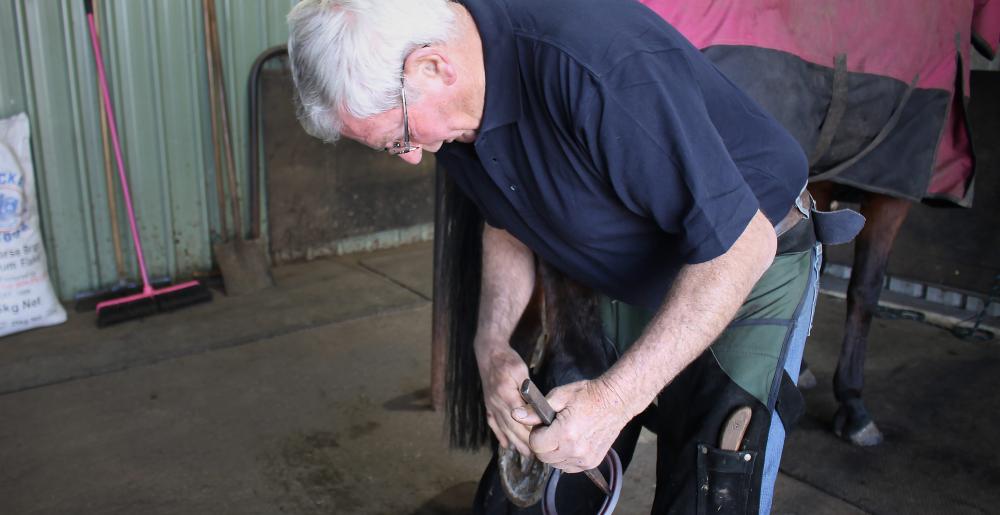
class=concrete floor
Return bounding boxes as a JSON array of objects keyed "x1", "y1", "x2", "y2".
[{"x1": 1, "y1": 242, "x2": 996, "y2": 514}]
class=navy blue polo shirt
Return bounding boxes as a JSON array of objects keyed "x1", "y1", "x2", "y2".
[{"x1": 436, "y1": 0, "x2": 808, "y2": 310}]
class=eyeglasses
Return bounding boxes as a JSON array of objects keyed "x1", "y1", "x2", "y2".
[{"x1": 384, "y1": 78, "x2": 419, "y2": 155}]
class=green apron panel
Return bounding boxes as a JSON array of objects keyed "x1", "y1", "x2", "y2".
[{"x1": 599, "y1": 249, "x2": 812, "y2": 404}]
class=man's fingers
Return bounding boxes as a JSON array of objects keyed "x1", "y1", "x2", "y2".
[
  {"x1": 500, "y1": 419, "x2": 532, "y2": 457},
  {"x1": 495, "y1": 431, "x2": 509, "y2": 450},
  {"x1": 545, "y1": 382, "x2": 583, "y2": 412},
  {"x1": 534, "y1": 447, "x2": 567, "y2": 467},
  {"x1": 528, "y1": 424, "x2": 561, "y2": 456},
  {"x1": 539, "y1": 450, "x2": 602, "y2": 473},
  {"x1": 552, "y1": 460, "x2": 586, "y2": 473},
  {"x1": 507, "y1": 419, "x2": 532, "y2": 453},
  {"x1": 511, "y1": 405, "x2": 542, "y2": 426},
  {"x1": 486, "y1": 414, "x2": 508, "y2": 449},
  {"x1": 510, "y1": 435, "x2": 533, "y2": 457}
]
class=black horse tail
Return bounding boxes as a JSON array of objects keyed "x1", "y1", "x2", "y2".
[{"x1": 441, "y1": 168, "x2": 490, "y2": 449}]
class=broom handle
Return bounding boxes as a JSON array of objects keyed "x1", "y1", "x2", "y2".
[{"x1": 85, "y1": 0, "x2": 152, "y2": 290}]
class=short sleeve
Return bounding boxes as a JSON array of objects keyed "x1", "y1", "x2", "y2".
[{"x1": 580, "y1": 49, "x2": 759, "y2": 264}]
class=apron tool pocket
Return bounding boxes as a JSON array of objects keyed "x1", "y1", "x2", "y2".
[{"x1": 696, "y1": 443, "x2": 757, "y2": 515}]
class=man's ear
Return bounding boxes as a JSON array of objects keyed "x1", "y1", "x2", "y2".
[{"x1": 404, "y1": 46, "x2": 457, "y2": 87}]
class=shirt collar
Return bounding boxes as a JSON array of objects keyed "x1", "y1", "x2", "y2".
[{"x1": 460, "y1": 0, "x2": 522, "y2": 133}]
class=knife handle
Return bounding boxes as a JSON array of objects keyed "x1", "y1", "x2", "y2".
[{"x1": 719, "y1": 406, "x2": 752, "y2": 451}]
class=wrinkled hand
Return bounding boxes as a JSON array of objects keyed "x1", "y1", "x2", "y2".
[
  {"x1": 516, "y1": 379, "x2": 632, "y2": 473},
  {"x1": 477, "y1": 344, "x2": 533, "y2": 456}
]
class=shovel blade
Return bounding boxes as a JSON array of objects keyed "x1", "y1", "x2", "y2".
[{"x1": 213, "y1": 238, "x2": 275, "y2": 296}]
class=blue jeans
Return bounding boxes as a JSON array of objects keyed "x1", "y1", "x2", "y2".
[{"x1": 759, "y1": 243, "x2": 821, "y2": 513}]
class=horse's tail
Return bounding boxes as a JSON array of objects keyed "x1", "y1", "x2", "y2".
[{"x1": 441, "y1": 168, "x2": 491, "y2": 449}]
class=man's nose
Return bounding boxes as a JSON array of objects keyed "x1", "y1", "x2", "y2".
[{"x1": 398, "y1": 148, "x2": 424, "y2": 165}]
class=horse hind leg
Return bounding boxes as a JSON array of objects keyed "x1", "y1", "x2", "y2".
[
  {"x1": 833, "y1": 192, "x2": 911, "y2": 446},
  {"x1": 807, "y1": 181, "x2": 836, "y2": 212}
]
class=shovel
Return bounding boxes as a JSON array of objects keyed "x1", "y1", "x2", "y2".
[{"x1": 203, "y1": 0, "x2": 273, "y2": 295}]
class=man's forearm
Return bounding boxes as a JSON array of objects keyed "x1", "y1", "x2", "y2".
[
  {"x1": 474, "y1": 224, "x2": 536, "y2": 359},
  {"x1": 601, "y1": 210, "x2": 778, "y2": 418}
]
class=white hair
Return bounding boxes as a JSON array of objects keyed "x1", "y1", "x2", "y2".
[{"x1": 287, "y1": 0, "x2": 457, "y2": 142}]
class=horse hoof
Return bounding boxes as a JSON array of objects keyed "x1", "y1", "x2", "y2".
[
  {"x1": 797, "y1": 367, "x2": 817, "y2": 390},
  {"x1": 498, "y1": 446, "x2": 552, "y2": 507},
  {"x1": 832, "y1": 402, "x2": 884, "y2": 446}
]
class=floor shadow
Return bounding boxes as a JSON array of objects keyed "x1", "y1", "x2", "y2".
[
  {"x1": 410, "y1": 481, "x2": 478, "y2": 515},
  {"x1": 383, "y1": 387, "x2": 434, "y2": 412}
]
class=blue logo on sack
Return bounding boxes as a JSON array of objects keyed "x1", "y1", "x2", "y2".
[{"x1": 0, "y1": 170, "x2": 25, "y2": 232}]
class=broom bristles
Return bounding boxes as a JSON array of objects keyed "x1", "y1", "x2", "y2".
[{"x1": 96, "y1": 281, "x2": 212, "y2": 327}]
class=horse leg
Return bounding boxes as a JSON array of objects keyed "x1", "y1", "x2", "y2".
[
  {"x1": 807, "y1": 181, "x2": 835, "y2": 211},
  {"x1": 833, "y1": 192, "x2": 911, "y2": 446}
]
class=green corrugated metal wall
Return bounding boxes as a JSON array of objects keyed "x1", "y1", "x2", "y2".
[{"x1": 0, "y1": 0, "x2": 296, "y2": 300}]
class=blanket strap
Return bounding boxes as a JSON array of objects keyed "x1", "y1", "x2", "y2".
[
  {"x1": 809, "y1": 56, "x2": 919, "y2": 182},
  {"x1": 808, "y1": 54, "x2": 849, "y2": 168}
]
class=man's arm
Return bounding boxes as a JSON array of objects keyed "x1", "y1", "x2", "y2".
[
  {"x1": 604, "y1": 209, "x2": 777, "y2": 415},
  {"x1": 525, "y1": 210, "x2": 777, "y2": 471},
  {"x1": 476, "y1": 224, "x2": 537, "y2": 456}
]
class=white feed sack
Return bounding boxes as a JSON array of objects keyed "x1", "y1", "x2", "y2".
[{"x1": 0, "y1": 113, "x2": 67, "y2": 337}]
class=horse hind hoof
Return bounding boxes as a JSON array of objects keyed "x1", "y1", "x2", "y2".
[
  {"x1": 498, "y1": 446, "x2": 552, "y2": 507},
  {"x1": 839, "y1": 419, "x2": 883, "y2": 446},
  {"x1": 832, "y1": 404, "x2": 884, "y2": 447}
]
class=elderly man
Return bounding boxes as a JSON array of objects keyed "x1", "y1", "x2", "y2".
[{"x1": 287, "y1": 0, "x2": 861, "y2": 513}]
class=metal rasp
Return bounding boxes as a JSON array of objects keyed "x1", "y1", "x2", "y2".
[{"x1": 519, "y1": 379, "x2": 612, "y2": 496}]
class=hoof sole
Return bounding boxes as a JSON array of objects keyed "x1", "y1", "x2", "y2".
[{"x1": 498, "y1": 447, "x2": 551, "y2": 507}]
